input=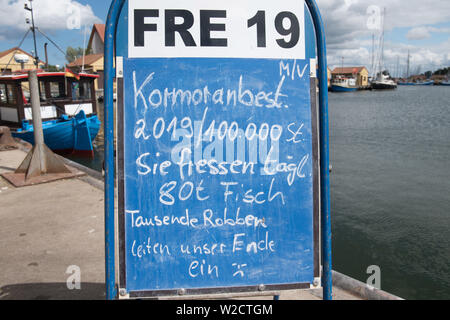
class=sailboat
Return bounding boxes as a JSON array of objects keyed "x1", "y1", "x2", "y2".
[
  {"x1": 397, "y1": 52, "x2": 434, "y2": 85},
  {"x1": 370, "y1": 8, "x2": 397, "y2": 90},
  {"x1": 372, "y1": 71, "x2": 397, "y2": 90}
]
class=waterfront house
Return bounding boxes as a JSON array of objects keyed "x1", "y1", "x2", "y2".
[
  {"x1": 327, "y1": 67, "x2": 332, "y2": 88},
  {"x1": 67, "y1": 53, "x2": 104, "y2": 91},
  {"x1": 88, "y1": 24, "x2": 105, "y2": 55},
  {"x1": 67, "y1": 24, "x2": 106, "y2": 93},
  {"x1": 409, "y1": 75, "x2": 427, "y2": 82},
  {"x1": 0, "y1": 47, "x2": 45, "y2": 74},
  {"x1": 332, "y1": 67, "x2": 369, "y2": 88},
  {"x1": 431, "y1": 74, "x2": 446, "y2": 84}
]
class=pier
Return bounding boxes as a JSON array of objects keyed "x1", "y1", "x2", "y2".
[{"x1": 0, "y1": 145, "x2": 402, "y2": 300}]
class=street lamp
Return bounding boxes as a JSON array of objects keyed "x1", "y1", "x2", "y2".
[{"x1": 24, "y1": 0, "x2": 39, "y2": 68}]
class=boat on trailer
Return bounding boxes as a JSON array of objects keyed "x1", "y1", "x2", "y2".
[{"x1": 0, "y1": 70, "x2": 101, "y2": 157}]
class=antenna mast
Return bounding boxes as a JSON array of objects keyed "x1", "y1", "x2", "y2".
[
  {"x1": 24, "y1": 0, "x2": 39, "y2": 68},
  {"x1": 82, "y1": 24, "x2": 89, "y2": 73}
]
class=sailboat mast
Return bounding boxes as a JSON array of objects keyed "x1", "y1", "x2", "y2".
[
  {"x1": 396, "y1": 56, "x2": 399, "y2": 78},
  {"x1": 380, "y1": 8, "x2": 386, "y2": 73},
  {"x1": 406, "y1": 50, "x2": 410, "y2": 79},
  {"x1": 371, "y1": 33, "x2": 375, "y2": 76}
]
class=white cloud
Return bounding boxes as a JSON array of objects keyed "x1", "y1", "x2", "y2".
[
  {"x1": 407, "y1": 26, "x2": 450, "y2": 40},
  {"x1": 0, "y1": 0, "x2": 101, "y2": 39},
  {"x1": 317, "y1": 0, "x2": 450, "y2": 73},
  {"x1": 407, "y1": 27, "x2": 433, "y2": 41}
]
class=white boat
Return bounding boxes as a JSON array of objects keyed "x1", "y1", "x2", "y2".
[
  {"x1": 371, "y1": 71, "x2": 397, "y2": 90},
  {"x1": 370, "y1": 8, "x2": 397, "y2": 90},
  {"x1": 330, "y1": 77, "x2": 358, "y2": 92}
]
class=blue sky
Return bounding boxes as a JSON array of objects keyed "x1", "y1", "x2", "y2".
[
  {"x1": 0, "y1": 0, "x2": 108, "y2": 67},
  {"x1": 1, "y1": 0, "x2": 449, "y2": 75}
]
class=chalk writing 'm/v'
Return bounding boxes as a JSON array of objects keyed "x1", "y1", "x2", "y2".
[{"x1": 280, "y1": 60, "x2": 308, "y2": 80}]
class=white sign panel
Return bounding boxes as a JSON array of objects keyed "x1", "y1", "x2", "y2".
[{"x1": 128, "y1": 0, "x2": 305, "y2": 59}]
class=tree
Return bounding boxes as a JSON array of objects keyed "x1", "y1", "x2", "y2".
[
  {"x1": 65, "y1": 46, "x2": 92, "y2": 63},
  {"x1": 47, "y1": 64, "x2": 63, "y2": 72},
  {"x1": 433, "y1": 67, "x2": 449, "y2": 76}
]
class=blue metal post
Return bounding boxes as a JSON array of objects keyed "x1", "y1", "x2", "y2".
[
  {"x1": 104, "y1": 0, "x2": 126, "y2": 301},
  {"x1": 305, "y1": 0, "x2": 333, "y2": 300}
]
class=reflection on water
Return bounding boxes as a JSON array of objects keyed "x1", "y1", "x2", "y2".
[
  {"x1": 67, "y1": 88, "x2": 450, "y2": 300},
  {"x1": 66, "y1": 133, "x2": 105, "y2": 172}
]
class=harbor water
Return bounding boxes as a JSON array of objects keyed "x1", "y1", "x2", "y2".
[
  {"x1": 68, "y1": 86, "x2": 450, "y2": 300},
  {"x1": 330, "y1": 86, "x2": 450, "y2": 300}
]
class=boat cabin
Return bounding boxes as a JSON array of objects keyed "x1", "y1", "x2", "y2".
[
  {"x1": 0, "y1": 70, "x2": 99, "y2": 126},
  {"x1": 331, "y1": 76, "x2": 357, "y2": 87}
]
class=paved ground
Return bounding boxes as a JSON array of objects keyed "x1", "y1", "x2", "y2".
[
  {"x1": 0, "y1": 149, "x2": 361, "y2": 300},
  {"x1": 0, "y1": 149, "x2": 105, "y2": 300}
]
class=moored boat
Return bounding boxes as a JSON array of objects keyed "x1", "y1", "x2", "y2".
[
  {"x1": 330, "y1": 77, "x2": 358, "y2": 92},
  {"x1": 371, "y1": 72, "x2": 397, "y2": 90},
  {"x1": 0, "y1": 70, "x2": 101, "y2": 157},
  {"x1": 398, "y1": 80, "x2": 434, "y2": 86},
  {"x1": 370, "y1": 8, "x2": 397, "y2": 91}
]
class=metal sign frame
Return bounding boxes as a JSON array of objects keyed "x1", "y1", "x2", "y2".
[{"x1": 104, "y1": 0, "x2": 331, "y2": 300}]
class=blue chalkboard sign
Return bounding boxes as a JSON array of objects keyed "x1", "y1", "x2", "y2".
[{"x1": 115, "y1": 0, "x2": 322, "y2": 298}]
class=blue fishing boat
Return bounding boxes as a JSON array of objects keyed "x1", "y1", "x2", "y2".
[
  {"x1": 330, "y1": 77, "x2": 358, "y2": 92},
  {"x1": 398, "y1": 80, "x2": 434, "y2": 86},
  {"x1": 14, "y1": 111, "x2": 101, "y2": 156},
  {"x1": 0, "y1": 70, "x2": 101, "y2": 157}
]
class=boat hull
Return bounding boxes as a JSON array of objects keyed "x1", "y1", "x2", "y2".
[
  {"x1": 398, "y1": 81, "x2": 434, "y2": 86},
  {"x1": 330, "y1": 85, "x2": 358, "y2": 92},
  {"x1": 12, "y1": 111, "x2": 101, "y2": 157},
  {"x1": 371, "y1": 82, "x2": 397, "y2": 90}
]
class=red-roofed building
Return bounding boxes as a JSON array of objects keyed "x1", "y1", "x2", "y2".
[
  {"x1": 69, "y1": 24, "x2": 106, "y2": 91},
  {"x1": 88, "y1": 24, "x2": 105, "y2": 55},
  {"x1": 332, "y1": 66, "x2": 369, "y2": 87},
  {"x1": 0, "y1": 47, "x2": 45, "y2": 74},
  {"x1": 327, "y1": 67, "x2": 332, "y2": 88}
]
